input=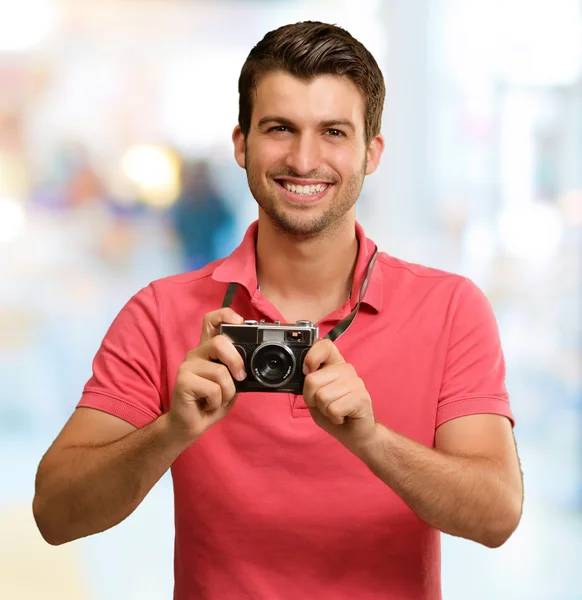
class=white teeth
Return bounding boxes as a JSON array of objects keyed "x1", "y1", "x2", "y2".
[{"x1": 283, "y1": 182, "x2": 328, "y2": 195}]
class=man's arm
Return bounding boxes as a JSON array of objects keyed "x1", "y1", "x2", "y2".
[
  {"x1": 33, "y1": 408, "x2": 192, "y2": 546},
  {"x1": 303, "y1": 275, "x2": 522, "y2": 548},
  {"x1": 34, "y1": 307, "x2": 247, "y2": 546},
  {"x1": 302, "y1": 341, "x2": 522, "y2": 548},
  {"x1": 357, "y1": 414, "x2": 523, "y2": 548}
]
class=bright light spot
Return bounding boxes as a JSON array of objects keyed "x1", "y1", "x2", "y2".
[
  {"x1": 0, "y1": 197, "x2": 26, "y2": 242},
  {"x1": 443, "y1": 0, "x2": 582, "y2": 86},
  {"x1": 121, "y1": 145, "x2": 181, "y2": 208},
  {"x1": 162, "y1": 51, "x2": 244, "y2": 152},
  {"x1": 494, "y1": 0, "x2": 582, "y2": 86},
  {"x1": 0, "y1": 0, "x2": 57, "y2": 52},
  {"x1": 498, "y1": 202, "x2": 565, "y2": 260}
]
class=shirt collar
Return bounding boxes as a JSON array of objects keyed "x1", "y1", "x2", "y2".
[{"x1": 212, "y1": 220, "x2": 383, "y2": 313}]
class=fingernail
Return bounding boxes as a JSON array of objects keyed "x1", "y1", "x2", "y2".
[
  {"x1": 237, "y1": 370, "x2": 247, "y2": 381},
  {"x1": 303, "y1": 365, "x2": 310, "y2": 376},
  {"x1": 235, "y1": 314, "x2": 244, "y2": 322}
]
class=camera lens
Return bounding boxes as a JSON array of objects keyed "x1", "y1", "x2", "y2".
[{"x1": 251, "y1": 343, "x2": 295, "y2": 388}]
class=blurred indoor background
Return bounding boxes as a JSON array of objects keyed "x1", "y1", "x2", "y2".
[{"x1": 0, "y1": 0, "x2": 581, "y2": 598}]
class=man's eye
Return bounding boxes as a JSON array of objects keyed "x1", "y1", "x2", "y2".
[
  {"x1": 327, "y1": 129, "x2": 345, "y2": 137},
  {"x1": 269, "y1": 126, "x2": 290, "y2": 133}
]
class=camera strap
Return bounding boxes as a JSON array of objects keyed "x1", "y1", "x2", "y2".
[{"x1": 222, "y1": 245, "x2": 378, "y2": 343}]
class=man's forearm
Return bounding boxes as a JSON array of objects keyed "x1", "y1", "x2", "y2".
[
  {"x1": 33, "y1": 414, "x2": 192, "y2": 545},
  {"x1": 357, "y1": 423, "x2": 522, "y2": 548}
]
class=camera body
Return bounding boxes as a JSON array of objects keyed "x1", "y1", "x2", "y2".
[{"x1": 219, "y1": 319, "x2": 319, "y2": 393}]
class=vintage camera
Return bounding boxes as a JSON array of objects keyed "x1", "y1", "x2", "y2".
[{"x1": 219, "y1": 319, "x2": 319, "y2": 393}]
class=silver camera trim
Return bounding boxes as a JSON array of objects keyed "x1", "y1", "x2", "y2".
[{"x1": 250, "y1": 342, "x2": 297, "y2": 389}]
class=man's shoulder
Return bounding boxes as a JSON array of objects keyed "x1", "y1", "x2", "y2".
[
  {"x1": 149, "y1": 258, "x2": 227, "y2": 291},
  {"x1": 376, "y1": 252, "x2": 464, "y2": 284},
  {"x1": 374, "y1": 252, "x2": 494, "y2": 319},
  {"x1": 137, "y1": 258, "x2": 232, "y2": 318}
]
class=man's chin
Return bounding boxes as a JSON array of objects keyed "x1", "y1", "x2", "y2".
[{"x1": 269, "y1": 212, "x2": 331, "y2": 237}]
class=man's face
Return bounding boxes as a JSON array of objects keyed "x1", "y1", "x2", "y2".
[{"x1": 233, "y1": 72, "x2": 384, "y2": 237}]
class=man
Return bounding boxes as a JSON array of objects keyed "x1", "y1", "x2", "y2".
[{"x1": 33, "y1": 21, "x2": 523, "y2": 600}]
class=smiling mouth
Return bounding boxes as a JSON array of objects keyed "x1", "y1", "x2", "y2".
[{"x1": 275, "y1": 180, "x2": 331, "y2": 196}]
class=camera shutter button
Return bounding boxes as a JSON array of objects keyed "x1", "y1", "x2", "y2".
[{"x1": 296, "y1": 320, "x2": 312, "y2": 327}]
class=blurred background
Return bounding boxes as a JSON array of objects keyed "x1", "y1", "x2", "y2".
[{"x1": 0, "y1": 0, "x2": 580, "y2": 598}]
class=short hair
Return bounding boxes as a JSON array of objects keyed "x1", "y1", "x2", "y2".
[{"x1": 238, "y1": 21, "x2": 385, "y2": 144}]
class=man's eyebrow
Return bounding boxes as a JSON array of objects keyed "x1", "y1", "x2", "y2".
[
  {"x1": 256, "y1": 116, "x2": 356, "y2": 132},
  {"x1": 319, "y1": 119, "x2": 356, "y2": 132},
  {"x1": 256, "y1": 116, "x2": 296, "y2": 129}
]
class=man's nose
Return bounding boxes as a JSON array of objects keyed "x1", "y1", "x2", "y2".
[{"x1": 284, "y1": 133, "x2": 322, "y2": 176}]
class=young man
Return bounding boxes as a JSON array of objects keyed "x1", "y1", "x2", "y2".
[{"x1": 33, "y1": 21, "x2": 523, "y2": 600}]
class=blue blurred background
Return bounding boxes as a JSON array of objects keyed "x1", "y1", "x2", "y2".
[{"x1": 0, "y1": 1, "x2": 581, "y2": 598}]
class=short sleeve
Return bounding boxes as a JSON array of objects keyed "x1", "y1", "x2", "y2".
[
  {"x1": 77, "y1": 284, "x2": 165, "y2": 428},
  {"x1": 436, "y1": 278, "x2": 514, "y2": 428}
]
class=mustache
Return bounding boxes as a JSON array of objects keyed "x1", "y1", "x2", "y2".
[{"x1": 269, "y1": 169, "x2": 339, "y2": 183}]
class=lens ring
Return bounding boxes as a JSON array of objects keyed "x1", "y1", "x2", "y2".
[{"x1": 250, "y1": 342, "x2": 296, "y2": 388}]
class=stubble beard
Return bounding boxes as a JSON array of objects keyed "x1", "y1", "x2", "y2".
[{"x1": 245, "y1": 150, "x2": 367, "y2": 239}]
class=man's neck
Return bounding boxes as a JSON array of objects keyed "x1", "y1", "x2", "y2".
[{"x1": 255, "y1": 213, "x2": 359, "y2": 321}]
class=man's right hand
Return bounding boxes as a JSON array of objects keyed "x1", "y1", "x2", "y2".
[
  {"x1": 33, "y1": 307, "x2": 248, "y2": 546},
  {"x1": 168, "y1": 308, "x2": 247, "y2": 442}
]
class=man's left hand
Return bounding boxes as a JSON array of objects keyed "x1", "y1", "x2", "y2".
[{"x1": 302, "y1": 339, "x2": 378, "y2": 453}]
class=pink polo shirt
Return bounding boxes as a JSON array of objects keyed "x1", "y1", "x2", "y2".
[{"x1": 79, "y1": 220, "x2": 513, "y2": 600}]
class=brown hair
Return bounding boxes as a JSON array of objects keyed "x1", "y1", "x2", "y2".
[{"x1": 238, "y1": 21, "x2": 385, "y2": 144}]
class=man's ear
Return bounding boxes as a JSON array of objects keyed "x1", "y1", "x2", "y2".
[
  {"x1": 232, "y1": 125, "x2": 246, "y2": 169},
  {"x1": 365, "y1": 134, "x2": 384, "y2": 176}
]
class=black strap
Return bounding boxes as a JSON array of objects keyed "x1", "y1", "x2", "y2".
[
  {"x1": 222, "y1": 282, "x2": 239, "y2": 308},
  {"x1": 221, "y1": 245, "x2": 378, "y2": 343},
  {"x1": 324, "y1": 246, "x2": 378, "y2": 342}
]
